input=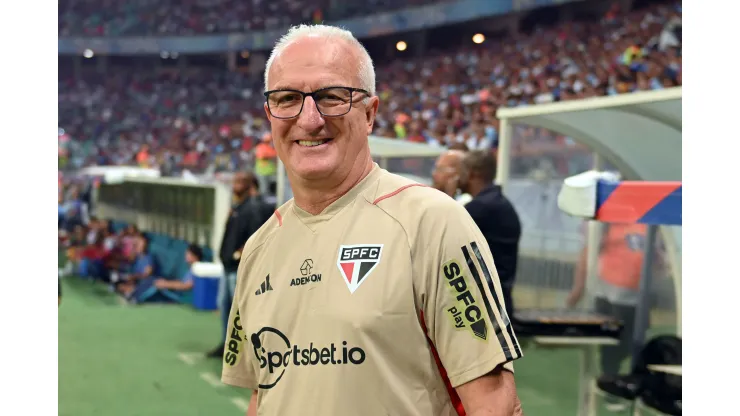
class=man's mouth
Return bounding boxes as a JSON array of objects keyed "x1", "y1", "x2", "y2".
[{"x1": 296, "y1": 139, "x2": 333, "y2": 147}]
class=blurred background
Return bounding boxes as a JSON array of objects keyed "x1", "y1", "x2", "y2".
[{"x1": 58, "y1": 0, "x2": 682, "y2": 414}]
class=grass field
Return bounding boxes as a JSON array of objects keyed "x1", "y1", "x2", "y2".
[
  {"x1": 59, "y1": 272, "x2": 672, "y2": 415},
  {"x1": 59, "y1": 276, "x2": 252, "y2": 416}
]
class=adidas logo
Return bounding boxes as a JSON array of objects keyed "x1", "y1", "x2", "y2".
[{"x1": 255, "y1": 274, "x2": 273, "y2": 296}]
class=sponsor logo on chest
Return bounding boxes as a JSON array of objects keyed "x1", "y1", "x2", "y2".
[
  {"x1": 290, "y1": 259, "x2": 322, "y2": 287},
  {"x1": 251, "y1": 326, "x2": 366, "y2": 389}
]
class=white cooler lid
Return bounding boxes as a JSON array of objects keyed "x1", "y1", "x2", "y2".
[{"x1": 191, "y1": 262, "x2": 225, "y2": 278}]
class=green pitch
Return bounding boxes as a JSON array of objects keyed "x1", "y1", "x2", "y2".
[{"x1": 59, "y1": 276, "x2": 252, "y2": 416}]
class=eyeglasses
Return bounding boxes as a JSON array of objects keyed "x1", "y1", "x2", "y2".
[{"x1": 264, "y1": 86, "x2": 370, "y2": 119}]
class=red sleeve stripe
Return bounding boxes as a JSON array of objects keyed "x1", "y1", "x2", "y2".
[
  {"x1": 372, "y1": 183, "x2": 428, "y2": 205},
  {"x1": 274, "y1": 209, "x2": 283, "y2": 227},
  {"x1": 418, "y1": 310, "x2": 466, "y2": 416}
]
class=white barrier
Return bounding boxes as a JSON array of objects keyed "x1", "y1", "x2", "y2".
[{"x1": 94, "y1": 175, "x2": 231, "y2": 259}]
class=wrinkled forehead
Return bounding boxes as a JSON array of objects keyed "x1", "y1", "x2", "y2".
[
  {"x1": 268, "y1": 37, "x2": 361, "y2": 91},
  {"x1": 436, "y1": 155, "x2": 456, "y2": 169}
]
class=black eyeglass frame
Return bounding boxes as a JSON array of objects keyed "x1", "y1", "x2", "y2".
[{"x1": 263, "y1": 86, "x2": 371, "y2": 119}]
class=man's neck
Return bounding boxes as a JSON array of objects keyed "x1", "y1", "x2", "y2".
[
  {"x1": 233, "y1": 192, "x2": 248, "y2": 205},
  {"x1": 292, "y1": 157, "x2": 375, "y2": 215},
  {"x1": 467, "y1": 181, "x2": 486, "y2": 198}
]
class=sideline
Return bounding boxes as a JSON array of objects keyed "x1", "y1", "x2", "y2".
[{"x1": 177, "y1": 351, "x2": 246, "y2": 412}]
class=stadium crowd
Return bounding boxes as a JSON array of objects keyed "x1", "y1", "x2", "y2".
[
  {"x1": 58, "y1": 0, "x2": 449, "y2": 36},
  {"x1": 58, "y1": 1, "x2": 681, "y2": 181}
]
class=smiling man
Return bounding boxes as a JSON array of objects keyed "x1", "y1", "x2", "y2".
[{"x1": 221, "y1": 24, "x2": 523, "y2": 416}]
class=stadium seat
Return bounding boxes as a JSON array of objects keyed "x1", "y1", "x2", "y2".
[
  {"x1": 173, "y1": 260, "x2": 190, "y2": 281},
  {"x1": 201, "y1": 246, "x2": 213, "y2": 262},
  {"x1": 146, "y1": 232, "x2": 169, "y2": 247},
  {"x1": 150, "y1": 246, "x2": 176, "y2": 278},
  {"x1": 111, "y1": 220, "x2": 127, "y2": 233}
]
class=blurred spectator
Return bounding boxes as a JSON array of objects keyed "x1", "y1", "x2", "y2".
[
  {"x1": 61, "y1": 224, "x2": 88, "y2": 276},
  {"x1": 127, "y1": 244, "x2": 203, "y2": 304},
  {"x1": 59, "y1": 186, "x2": 89, "y2": 231},
  {"x1": 136, "y1": 144, "x2": 152, "y2": 168},
  {"x1": 114, "y1": 235, "x2": 155, "y2": 296},
  {"x1": 58, "y1": 0, "x2": 452, "y2": 37},
  {"x1": 431, "y1": 149, "x2": 466, "y2": 198},
  {"x1": 459, "y1": 150, "x2": 521, "y2": 320},
  {"x1": 254, "y1": 133, "x2": 278, "y2": 194},
  {"x1": 208, "y1": 171, "x2": 272, "y2": 358},
  {"x1": 566, "y1": 222, "x2": 666, "y2": 408},
  {"x1": 59, "y1": 1, "x2": 681, "y2": 183}
]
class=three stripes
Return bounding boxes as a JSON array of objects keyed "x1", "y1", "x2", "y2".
[
  {"x1": 461, "y1": 242, "x2": 522, "y2": 362},
  {"x1": 255, "y1": 274, "x2": 273, "y2": 296}
]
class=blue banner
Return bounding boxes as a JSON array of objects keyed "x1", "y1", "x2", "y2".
[{"x1": 58, "y1": 0, "x2": 585, "y2": 55}]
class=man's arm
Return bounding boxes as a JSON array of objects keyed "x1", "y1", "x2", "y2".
[
  {"x1": 567, "y1": 246, "x2": 588, "y2": 307},
  {"x1": 155, "y1": 278, "x2": 193, "y2": 291},
  {"x1": 129, "y1": 264, "x2": 153, "y2": 281},
  {"x1": 413, "y1": 194, "x2": 523, "y2": 413},
  {"x1": 456, "y1": 366, "x2": 522, "y2": 416},
  {"x1": 246, "y1": 390, "x2": 258, "y2": 416}
]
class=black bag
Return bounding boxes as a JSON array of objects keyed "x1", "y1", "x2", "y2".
[
  {"x1": 635, "y1": 335, "x2": 682, "y2": 414},
  {"x1": 597, "y1": 335, "x2": 681, "y2": 414}
]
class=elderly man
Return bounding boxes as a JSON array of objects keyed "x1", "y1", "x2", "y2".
[
  {"x1": 221, "y1": 24, "x2": 523, "y2": 416},
  {"x1": 433, "y1": 149, "x2": 474, "y2": 204}
]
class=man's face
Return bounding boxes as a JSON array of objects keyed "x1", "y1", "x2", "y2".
[
  {"x1": 185, "y1": 250, "x2": 196, "y2": 265},
  {"x1": 135, "y1": 237, "x2": 146, "y2": 255},
  {"x1": 264, "y1": 37, "x2": 379, "y2": 182},
  {"x1": 432, "y1": 154, "x2": 460, "y2": 194},
  {"x1": 232, "y1": 174, "x2": 248, "y2": 196}
]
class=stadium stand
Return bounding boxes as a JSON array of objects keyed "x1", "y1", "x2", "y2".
[
  {"x1": 59, "y1": 1, "x2": 681, "y2": 179},
  {"x1": 58, "y1": 0, "x2": 453, "y2": 36}
]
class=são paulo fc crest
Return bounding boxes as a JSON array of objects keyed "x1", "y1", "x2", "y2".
[{"x1": 336, "y1": 244, "x2": 383, "y2": 294}]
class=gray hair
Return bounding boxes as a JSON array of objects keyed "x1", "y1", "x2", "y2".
[{"x1": 263, "y1": 24, "x2": 376, "y2": 96}]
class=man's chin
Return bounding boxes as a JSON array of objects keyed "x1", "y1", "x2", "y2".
[{"x1": 290, "y1": 163, "x2": 336, "y2": 181}]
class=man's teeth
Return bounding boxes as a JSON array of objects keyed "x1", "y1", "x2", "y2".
[{"x1": 298, "y1": 139, "x2": 330, "y2": 147}]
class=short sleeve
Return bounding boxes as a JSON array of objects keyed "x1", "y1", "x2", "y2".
[
  {"x1": 180, "y1": 271, "x2": 193, "y2": 285},
  {"x1": 221, "y1": 298, "x2": 258, "y2": 389},
  {"x1": 415, "y1": 200, "x2": 522, "y2": 388}
]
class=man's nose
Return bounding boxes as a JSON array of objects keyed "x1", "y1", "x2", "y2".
[{"x1": 296, "y1": 96, "x2": 326, "y2": 132}]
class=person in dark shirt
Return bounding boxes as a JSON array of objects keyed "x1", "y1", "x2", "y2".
[
  {"x1": 458, "y1": 150, "x2": 522, "y2": 321},
  {"x1": 207, "y1": 171, "x2": 273, "y2": 358}
]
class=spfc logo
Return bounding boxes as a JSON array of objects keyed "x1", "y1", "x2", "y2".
[{"x1": 336, "y1": 244, "x2": 383, "y2": 294}]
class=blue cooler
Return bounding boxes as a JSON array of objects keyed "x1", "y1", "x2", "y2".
[
  {"x1": 191, "y1": 262, "x2": 224, "y2": 311},
  {"x1": 78, "y1": 258, "x2": 91, "y2": 278}
]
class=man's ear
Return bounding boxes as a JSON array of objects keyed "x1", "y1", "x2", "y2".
[
  {"x1": 264, "y1": 102, "x2": 272, "y2": 123},
  {"x1": 365, "y1": 96, "x2": 380, "y2": 135}
]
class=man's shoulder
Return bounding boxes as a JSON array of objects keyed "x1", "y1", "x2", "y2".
[
  {"x1": 241, "y1": 200, "x2": 286, "y2": 259},
  {"x1": 371, "y1": 170, "x2": 453, "y2": 205},
  {"x1": 370, "y1": 170, "x2": 470, "y2": 225},
  {"x1": 463, "y1": 196, "x2": 486, "y2": 216}
]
